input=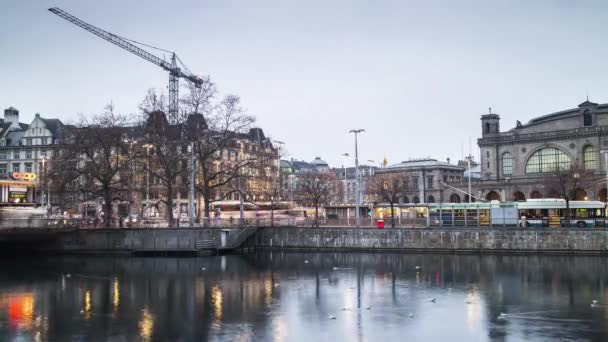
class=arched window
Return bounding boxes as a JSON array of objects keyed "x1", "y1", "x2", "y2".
[
  {"x1": 413, "y1": 196, "x2": 420, "y2": 204},
  {"x1": 502, "y1": 152, "x2": 513, "y2": 176},
  {"x1": 485, "y1": 123, "x2": 490, "y2": 133},
  {"x1": 584, "y1": 110, "x2": 592, "y2": 126},
  {"x1": 583, "y1": 145, "x2": 596, "y2": 170},
  {"x1": 486, "y1": 191, "x2": 501, "y2": 201},
  {"x1": 427, "y1": 196, "x2": 435, "y2": 203},
  {"x1": 525, "y1": 147, "x2": 571, "y2": 173},
  {"x1": 530, "y1": 190, "x2": 542, "y2": 199},
  {"x1": 449, "y1": 193, "x2": 461, "y2": 203}
]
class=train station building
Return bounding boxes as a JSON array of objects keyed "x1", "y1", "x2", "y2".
[{"x1": 475, "y1": 100, "x2": 608, "y2": 202}]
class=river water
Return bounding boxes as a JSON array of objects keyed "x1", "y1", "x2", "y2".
[{"x1": 0, "y1": 252, "x2": 607, "y2": 341}]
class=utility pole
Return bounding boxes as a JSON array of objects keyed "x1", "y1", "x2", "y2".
[
  {"x1": 349, "y1": 129, "x2": 365, "y2": 226},
  {"x1": 465, "y1": 155, "x2": 473, "y2": 203}
]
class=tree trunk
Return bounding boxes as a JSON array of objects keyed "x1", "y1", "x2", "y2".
[
  {"x1": 565, "y1": 200, "x2": 570, "y2": 228},
  {"x1": 166, "y1": 184, "x2": 174, "y2": 227},
  {"x1": 314, "y1": 202, "x2": 319, "y2": 227},
  {"x1": 203, "y1": 187, "x2": 211, "y2": 227},
  {"x1": 103, "y1": 189, "x2": 112, "y2": 228},
  {"x1": 390, "y1": 202, "x2": 395, "y2": 228}
]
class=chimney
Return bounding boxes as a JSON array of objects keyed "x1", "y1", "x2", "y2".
[
  {"x1": 4, "y1": 107, "x2": 19, "y2": 125},
  {"x1": 447, "y1": 157, "x2": 450, "y2": 164}
]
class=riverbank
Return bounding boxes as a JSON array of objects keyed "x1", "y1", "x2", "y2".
[
  {"x1": 3, "y1": 227, "x2": 608, "y2": 255},
  {"x1": 250, "y1": 227, "x2": 608, "y2": 255}
]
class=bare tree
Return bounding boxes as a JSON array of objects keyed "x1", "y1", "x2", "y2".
[
  {"x1": 543, "y1": 163, "x2": 596, "y2": 227},
  {"x1": 368, "y1": 173, "x2": 409, "y2": 228},
  {"x1": 52, "y1": 104, "x2": 136, "y2": 227},
  {"x1": 142, "y1": 110, "x2": 184, "y2": 226},
  {"x1": 184, "y1": 89, "x2": 259, "y2": 225},
  {"x1": 297, "y1": 172, "x2": 337, "y2": 227}
]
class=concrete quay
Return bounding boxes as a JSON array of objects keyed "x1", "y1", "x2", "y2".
[
  {"x1": 251, "y1": 227, "x2": 608, "y2": 255},
  {"x1": 2, "y1": 227, "x2": 608, "y2": 255}
]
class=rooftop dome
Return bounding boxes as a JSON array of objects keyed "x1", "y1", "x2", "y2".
[{"x1": 311, "y1": 157, "x2": 328, "y2": 166}]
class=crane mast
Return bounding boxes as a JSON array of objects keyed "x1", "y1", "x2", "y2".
[{"x1": 48, "y1": 7, "x2": 202, "y2": 118}]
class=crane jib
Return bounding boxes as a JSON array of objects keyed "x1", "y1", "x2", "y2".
[{"x1": 48, "y1": 7, "x2": 201, "y2": 86}]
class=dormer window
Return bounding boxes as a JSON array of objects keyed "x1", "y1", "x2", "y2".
[{"x1": 584, "y1": 110, "x2": 593, "y2": 126}]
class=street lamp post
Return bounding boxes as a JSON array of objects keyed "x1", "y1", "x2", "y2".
[
  {"x1": 600, "y1": 149, "x2": 608, "y2": 227},
  {"x1": 601, "y1": 150, "x2": 608, "y2": 203},
  {"x1": 273, "y1": 140, "x2": 285, "y2": 228},
  {"x1": 289, "y1": 174, "x2": 294, "y2": 202},
  {"x1": 41, "y1": 155, "x2": 47, "y2": 209},
  {"x1": 341, "y1": 153, "x2": 349, "y2": 204},
  {"x1": 349, "y1": 129, "x2": 365, "y2": 226},
  {"x1": 238, "y1": 142, "x2": 245, "y2": 225},
  {"x1": 143, "y1": 144, "x2": 153, "y2": 219},
  {"x1": 367, "y1": 160, "x2": 375, "y2": 225},
  {"x1": 465, "y1": 155, "x2": 473, "y2": 203},
  {"x1": 188, "y1": 142, "x2": 196, "y2": 228}
]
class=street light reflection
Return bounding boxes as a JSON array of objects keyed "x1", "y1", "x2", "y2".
[
  {"x1": 264, "y1": 273, "x2": 274, "y2": 306},
  {"x1": 84, "y1": 290, "x2": 92, "y2": 320},
  {"x1": 112, "y1": 277, "x2": 120, "y2": 313},
  {"x1": 138, "y1": 307, "x2": 154, "y2": 342},
  {"x1": 212, "y1": 285, "x2": 223, "y2": 321}
]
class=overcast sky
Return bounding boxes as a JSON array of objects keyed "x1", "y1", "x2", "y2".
[{"x1": 2, "y1": 0, "x2": 608, "y2": 167}]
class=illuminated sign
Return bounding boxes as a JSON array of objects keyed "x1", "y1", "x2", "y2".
[{"x1": 11, "y1": 172, "x2": 36, "y2": 181}]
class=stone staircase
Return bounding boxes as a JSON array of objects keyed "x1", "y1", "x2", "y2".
[{"x1": 223, "y1": 226, "x2": 259, "y2": 250}]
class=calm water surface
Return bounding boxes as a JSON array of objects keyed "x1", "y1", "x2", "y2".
[{"x1": 1, "y1": 252, "x2": 608, "y2": 341}]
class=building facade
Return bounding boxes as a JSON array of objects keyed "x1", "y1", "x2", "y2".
[
  {"x1": 376, "y1": 158, "x2": 466, "y2": 204},
  {"x1": 477, "y1": 100, "x2": 608, "y2": 202},
  {"x1": 0, "y1": 107, "x2": 63, "y2": 207}
]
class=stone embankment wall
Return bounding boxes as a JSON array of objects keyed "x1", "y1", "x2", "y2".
[
  {"x1": 42, "y1": 228, "x2": 227, "y2": 254},
  {"x1": 252, "y1": 227, "x2": 608, "y2": 254}
]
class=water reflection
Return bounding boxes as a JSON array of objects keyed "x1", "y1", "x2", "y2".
[
  {"x1": 0, "y1": 253, "x2": 607, "y2": 340},
  {"x1": 138, "y1": 307, "x2": 154, "y2": 341}
]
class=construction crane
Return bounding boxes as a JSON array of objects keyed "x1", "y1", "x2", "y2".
[{"x1": 48, "y1": 7, "x2": 203, "y2": 118}]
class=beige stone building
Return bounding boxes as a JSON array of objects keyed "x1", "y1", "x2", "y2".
[{"x1": 476, "y1": 100, "x2": 608, "y2": 202}]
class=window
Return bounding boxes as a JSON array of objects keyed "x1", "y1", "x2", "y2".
[
  {"x1": 40, "y1": 149, "x2": 47, "y2": 157},
  {"x1": 12, "y1": 163, "x2": 19, "y2": 173},
  {"x1": 0, "y1": 164, "x2": 6, "y2": 175},
  {"x1": 26, "y1": 138, "x2": 32, "y2": 146},
  {"x1": 525, "y1": 147, "x2": 571, "y2": 173},
  {"x1": 426, "y1": 176, "x2": 434, "y2": 189},
  {"x1": 502, "y1": 152, "x2": 513, "y2": 175},
  {"x1": 584, "y1": 110, "x2": 593, "y2": 126},
  {"x1": 13, "y1": 150, "x2": 19, "y2": 159},
  {"x1": 0, "y1": 153, "x2": 5, "y2": 160},
  {"x1": 25, "y1": 163, "x2": 32, "y2": 172},
  {"x1": 26, "y1": 150, "x2": 32, "y2": 159},
  {"x1": 412, "y1": 177, "x2": 419, "y2": 189},
  {"x1": 583, "y1": 145, "x2": 596, "y2": 170}
]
